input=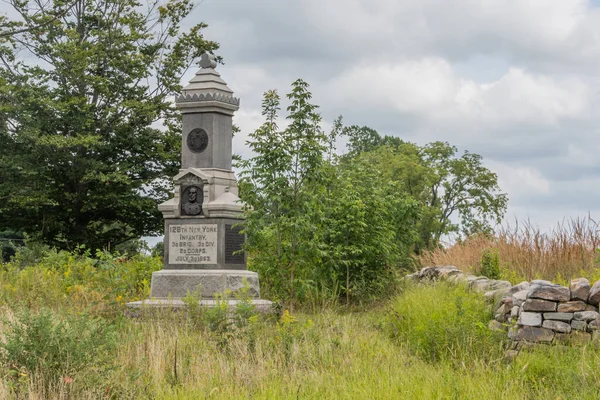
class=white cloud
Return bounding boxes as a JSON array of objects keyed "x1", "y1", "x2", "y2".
[
  {"x1": 325, "y1": 59, "x2": 590, "y2": 130},
  {"x1": 201, "y1": 0, "x2": 600, "y2": 69},
  {"x1": 474, "y1": 69, "x2": 589, "y2": 124},
  {"x1": 325, "y1": 58, "x2": 457, "y2": 115},
  {"x1": 488, "y1": 161, "x2": 551, "y2": 198}
]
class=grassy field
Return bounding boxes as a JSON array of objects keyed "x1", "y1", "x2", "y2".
[
  {"x1": 3, "y1": 293, "x2": 600, "y2": 399},
  {"x1": 2, "y1": 233, "x2": 600, "y2": 399}
]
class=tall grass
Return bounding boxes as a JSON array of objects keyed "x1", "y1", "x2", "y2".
[
  {"x1": 418, "y1": 216, "x2": 600, "y2": 283},
  {"x1": 4, "y1": 284, "x2": 600, "y2": 399},
  {"x1": 387, "y1": 282, "x2": 505, "y2": 364},
  {"x1": 4, "y1": 246, "x2": 600, "y2": 398}
]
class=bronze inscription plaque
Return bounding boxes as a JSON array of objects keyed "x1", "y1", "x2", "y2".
[{"x1": 225, "y1": 224, "x2": 245, "y2": 264}]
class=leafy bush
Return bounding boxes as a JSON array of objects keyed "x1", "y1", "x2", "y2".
[
  {"x1": 0, "y1": 248, "x2": 161, "y2": 312},
  {"x1": 479, "y1": 248, "x2": 501, "y2": 279},
  {"x1": 232, "y1": 280, "x2": 258, "y2": 328},
  {"x1": 8, "y1": 240, "x2": 52, "y2": 268},
  {"x1": 0, "y1": 308, "x2": 117, "y2": 388},
  {"x1": 182, "y1": 283, "x2": 260, "y2": 350},
  {"x1": 240, "y1": 89, "x2": 419, "y2": 307},
  {"x1": 0, "y1": 231, "x2": 24, "y2": 263},
  {"x1": 202, "y1": 293, "x2": 230, "y2": 335},
  {"x1": 387, "y1": 282, "x2": 504, "y2": 364},
  {"x1": 151, "y1": 240, "x2": 164, "y2": 257},
  {"x1": 275, "y1": 310, "x2": 298, "y2": 359}
]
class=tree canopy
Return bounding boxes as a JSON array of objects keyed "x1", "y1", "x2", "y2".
[
  {"x1": 344, "y1": 125, "x2": 508, "y2": 252},
  {"x1": 0, "y1": 0, "x2": 216, "y2": 250}
]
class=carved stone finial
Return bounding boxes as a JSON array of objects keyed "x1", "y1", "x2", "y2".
[{"x1": 199, "y1": 53, "x2": 217, "y2": 69}]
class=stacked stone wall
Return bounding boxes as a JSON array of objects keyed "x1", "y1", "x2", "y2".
[{"x1": 408, "y1": 266, "x2": 600, "y2": 346}]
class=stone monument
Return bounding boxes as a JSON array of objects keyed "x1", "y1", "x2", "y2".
[{"x1": 127, "y1": 53, "x2": 272, "y2": 312}]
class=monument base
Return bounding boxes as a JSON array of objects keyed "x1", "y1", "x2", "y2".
[
  {"x1": 125, "y1": 269, "x2": 274, "y2": 314},
  {"x1": 125, "y1": 298, "x2": 274, "y2": 314},
  {"x1": 148, "y1": 269, "x2": 260, "y2": 299}
]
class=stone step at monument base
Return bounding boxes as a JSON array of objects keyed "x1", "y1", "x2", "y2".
[
  {"x1": 125, "y1": 298, "x2": 274, "y2": 315},
  {"x1": 125, "y1": 269, "x2": 274, "y2": 315},
  {"x1": 149, "y1": 269, "x2": 260, "y2": 299}
]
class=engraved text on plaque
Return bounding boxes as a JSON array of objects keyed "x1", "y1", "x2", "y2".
[{"x1": 168, "y1": 224, "x2": 217, "y2": 264}]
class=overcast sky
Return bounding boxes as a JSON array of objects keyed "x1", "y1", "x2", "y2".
[{"x1": 182, "y1": 0, "x2": 600, "y2": 232}]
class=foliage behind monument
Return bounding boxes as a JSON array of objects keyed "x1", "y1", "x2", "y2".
[
  {"x1": 239, "y1": 82, "x2": 421, "y2": 307},
  {"x1": 239, "y1": 84, "x2": 507, "y2": 306},
  {"x1": 344, "y1": 126, "x2": 508, "y2": 253}
]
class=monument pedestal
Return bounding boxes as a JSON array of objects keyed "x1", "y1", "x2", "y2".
[
  {"x1": 127, "y1": 268, "x2": 271, "y2": 313},
  {"x1": 163, "y1": 217, "x2": 246, "y2": 270},
  {"x1": 125, "y1": 53, "x2": 272, "y2": 314},
  {"x1": 126, "y1": 299, "x2": 275, "y2": 314},
  {"x1": 149, "y1": 269, "x2": 260, "y2": 299}
]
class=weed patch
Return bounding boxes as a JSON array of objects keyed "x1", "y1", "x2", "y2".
[
  {"x1": 386, "y1": 282, "x2": 505, "y2": 364},
  {"x1": 0, "y1": 308, "x2": 118, "y2": 393}
]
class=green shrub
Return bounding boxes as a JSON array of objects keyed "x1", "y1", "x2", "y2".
[
  {"x1": 479, "y1": 248, "x2": 501, "y2": 279},
  {"x1": 0, "y1": 308, "x2": 117, "y2": 388},
  {"x1": 183, "y1": 284, "x2": 262, "y2": 350},
  {"x1": 8, "y1": 240, "x2": 52, "y2": 268},
  {"x1": 275, "y1": 309, "x2": 298, "y2": 359},
  {"x1": 233, "y1": 280, "x2": 258, "y2": 328},
  {"x1": 0, "y1": 249, "x2": 162, "y2": 311},
  {"x1": 387, "y1": 282, "x2": 504, "y2": 364},
  {"x1": 182, "y1": 288, "x2": 203, "y2": 323}
]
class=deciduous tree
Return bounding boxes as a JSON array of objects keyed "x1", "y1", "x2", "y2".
[
  {"x1": 0, "y1": 0, "x2": 217, "y2": 250},
  {"x1": 347, "y1": 131, "x2": 508, "y2": 251}
]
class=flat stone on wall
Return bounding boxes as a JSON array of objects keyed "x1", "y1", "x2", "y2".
[
  {"x1": 516, "y1": 326, "x2": 554, "y2": 343},
  {"x1": 542, "y1": 320, "x2": 572, "y2": 333},
  {"x1": 557, "y1": 301, "x2": 586, "y2": 312},
  {"x1": 512, "y1": 290, "x2": 528, "y2": 307},
  {"x1": 588, "y1": 280, "x2": 600, "y2": 305},
  {"x1": 570, "y1": 278, "x2": 591, "y2": 302},
  {"x1": 518, "y1": 312, "x2": 542, "y2": 327},
  {"x1": 574, "y1": 311, "x2": 600, "y2": 321},
  {"x1": 571, "y1": 320, "x2": 586, "y2": 331},
  {"x1": 522, "y1": 299, "x2": 557, "y2": 312},
  {"x1": 543, "y1": 312, "x2": 573, "y2": 322},
  {"x1": 528, "y1": 284, "x2": 570, "y2": 302}
]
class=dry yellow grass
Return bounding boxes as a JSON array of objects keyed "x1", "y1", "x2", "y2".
[{"x1": 417, "y1": 216, "x2": 600, "y2": 283}]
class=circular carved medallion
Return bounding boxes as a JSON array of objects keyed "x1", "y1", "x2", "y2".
[{"x1": 186, "y1": 128, "x2": 209, "y2": 153}]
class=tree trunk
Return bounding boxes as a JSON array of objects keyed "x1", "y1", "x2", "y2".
[{"x1": 346, "y1": 263, "x2": 350, "y2": 307}]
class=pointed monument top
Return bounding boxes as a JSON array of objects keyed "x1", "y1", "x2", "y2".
[
  {"x1": 176, "y1": 52, "x2": 239, "y2": 112},
  {"x1": 199, "y1": 53, "x2": 217, "y2": 69}
]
